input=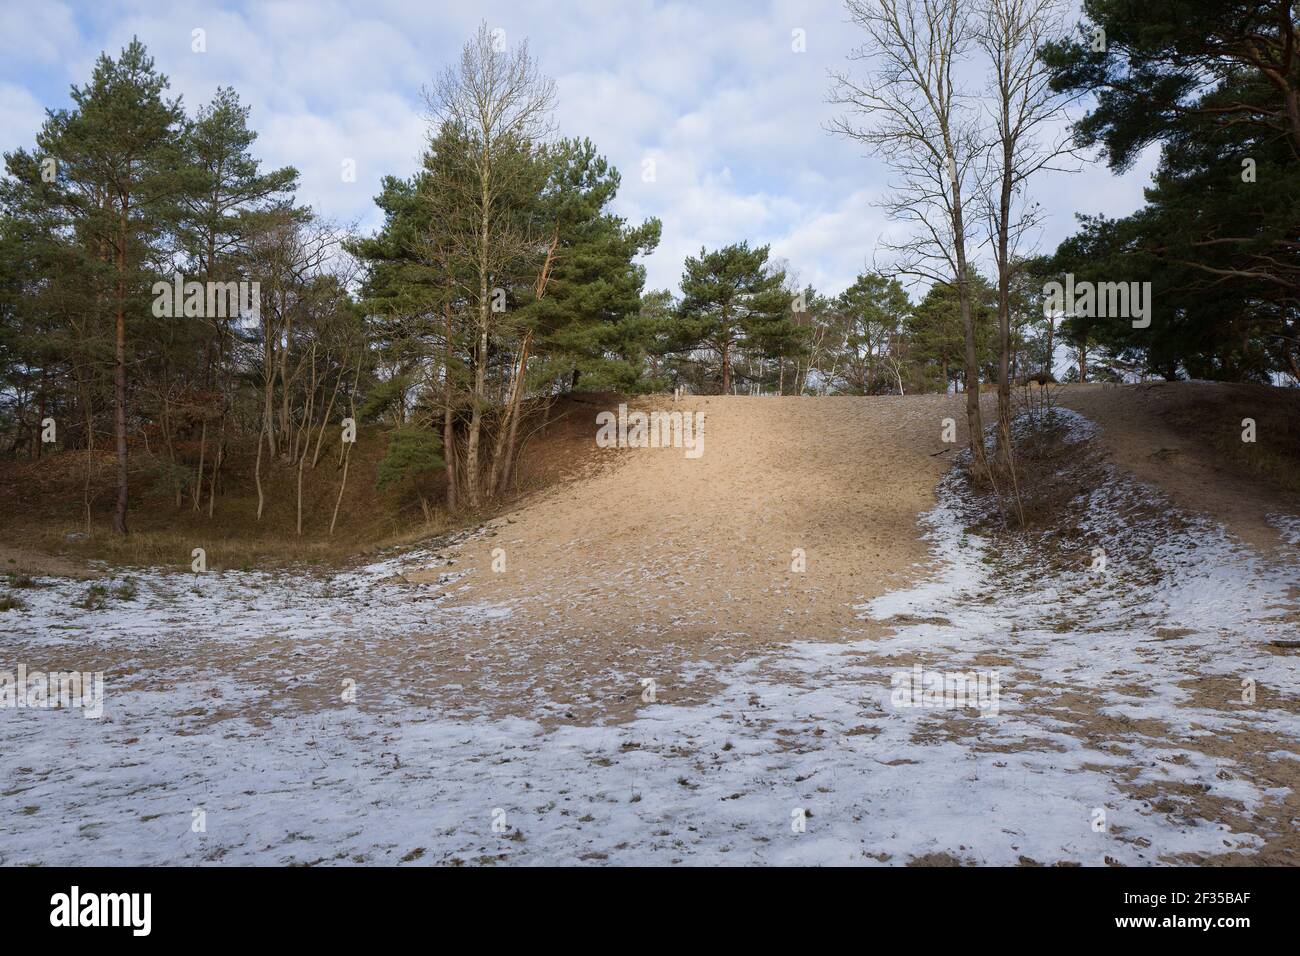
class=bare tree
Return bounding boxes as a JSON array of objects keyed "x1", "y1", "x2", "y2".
[
  {"x1": 828, "y1": 0, "x2": 991, "y2": 475},
  {"x1": 248, "y1": 212, "x2": 343, "y2": 520},
  {"x1": 423, "y1": 22, "x2": 556, "y2": 508},
  {"x1": 975, "y1": 0, "x2": 1076, "y2": 506}
]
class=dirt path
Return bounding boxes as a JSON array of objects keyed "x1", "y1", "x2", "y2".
[{"x1": 1059, "y1": 382, "x2": 1299, "y2": 553}]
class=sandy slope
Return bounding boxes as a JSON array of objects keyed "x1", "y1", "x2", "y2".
[
  {"x1": 1059, "y1": 382, "x2": 1299, "y2": 553},
  {"x1": 423, "y1": 383, "x2": 1298, "y2": 642},
  {"x1": 419, "y1": 394, "x2": 981, "y2": 641}
]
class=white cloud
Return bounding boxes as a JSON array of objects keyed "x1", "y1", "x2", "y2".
[
  {"x1": 0, "y1": 0, "x2": 78, "y2": 67},
  {"x1": 0, "y1": 0, "x2": 1156, "y2": 299},
  {"x1": 0, "y1": 83, "x2": 45, "y2": 156}
]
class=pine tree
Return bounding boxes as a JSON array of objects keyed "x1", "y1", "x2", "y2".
[
  {"x1": 830, "y1": 272, "x2": 913, "y2": 394},
  {"x1": 524, "y1": 138, "x2": 661, "y2": 391},
  {"x1": 179, "y1": 87, "x2": 299, "y2": 513},
  {"x1": 377, "y1": 426, "x2": 445, "y2": 522},
  {"x1": 677, "y1": 242, "x2": 794, "y2": 393},
  {"x1": 37, "y1": 38, "x2": 193, "y2": 533},
  {"x1": 1042, "y1": 0, "x2": 1300, "y2": 380},
  {"x1": 910, "y1": 276, "x2": 997, "y2": 393}
]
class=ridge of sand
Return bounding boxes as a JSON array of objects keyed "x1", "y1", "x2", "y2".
[
  {"x1": 420, "y1": 384, "x2": 1297, "y2": 656},
  {"x1": 419, "y1": 393, "x2": 981, "y2": 643},
  {"x1": 1058, "y1": 382, "x2": 1299, "y2": 553}
]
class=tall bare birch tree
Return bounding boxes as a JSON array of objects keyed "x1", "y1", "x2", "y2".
[
  {"x1": 829, "y1": 0, "x2": 990, "y2": 475},
  {"x1": 975, "y1": 0, "x2": 1075, "y2": 500}
]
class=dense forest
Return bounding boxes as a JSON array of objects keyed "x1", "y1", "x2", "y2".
[{"x1": 2, "y1": 4, "x2": 1297, "y2": 534}]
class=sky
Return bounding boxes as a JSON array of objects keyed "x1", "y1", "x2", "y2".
[{"x1": 0, "y1": 0, "x2": 1160, "y2": 297}]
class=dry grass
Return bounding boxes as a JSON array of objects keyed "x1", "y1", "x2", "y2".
[{"x1": 0, "y1": 437, "x2": 435, "y2": 571}]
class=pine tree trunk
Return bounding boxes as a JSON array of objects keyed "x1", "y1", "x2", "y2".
[
  {"x1": 193, "y1": 419, "x2": 207, "y2": 510},
  {"x1": 112, "y1": 207, "x2": 129, "y2": 535},
  {"x1": 255, "y1": 418, "x2": 266, "y2": 520},
  {"x1": 465, "y1": 323, "x2": 486, "y2": 508},
  {"x1": 330, "y1": 393, "x2": 357, "y2": 537},
  {"x1": 296, "y1": 448, "x2": 305, "y2": 535},
  {"x1": 443, "y1": 302, "x2": 459, "y2": 512}
]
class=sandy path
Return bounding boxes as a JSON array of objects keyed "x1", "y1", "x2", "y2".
[
  {"x1": 420, "y1": 394, "x2": 978, "y2": 643},
  {"x1": 1059, "y1": 382, "x2": 1298, "y2": 552}
]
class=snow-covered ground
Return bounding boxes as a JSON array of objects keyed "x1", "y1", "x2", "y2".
[{"x1": 2, "y1": 412, "x2": 1297, "y2": 865}]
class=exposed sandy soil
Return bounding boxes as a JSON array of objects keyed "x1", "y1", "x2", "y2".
[
  {"x1": 1058, "y1": 382, "x2": 1300, "y2": 552},
  {"x1": 419, "y1": 382, "x2": 1298, "y2": 654},
  {"x1": 394, "y1": 393, "x2": 998, "y2": 720},
  {"x1": 0, "y1": 542, "x2": 103, "y2": 579},
  {"x1": 389, "y1": 383, "x2": 1300, "y2": 827},
  {"x1": 417, "y1": 393, "x2": 983, "y2": 641}
]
